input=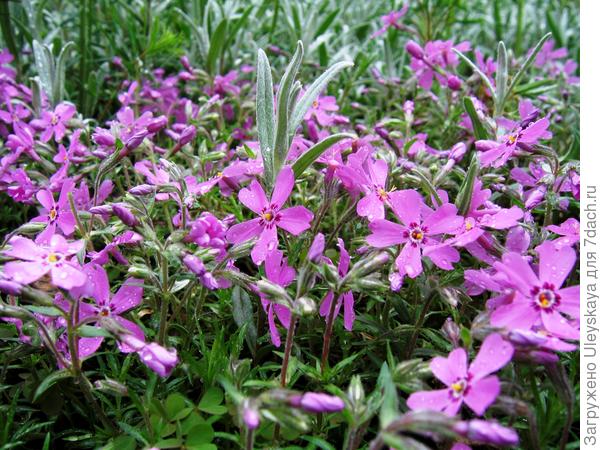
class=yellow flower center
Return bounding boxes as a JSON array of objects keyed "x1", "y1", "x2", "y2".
[
  {"x1": 507, "y1": 135, "x2": 517, "y2": 144},
  {"x1": 377, "y1": 187, "x2": 388, "y2": 200},
  {"x1": 217, "y1": 171, "x2": 223, "y2": 178},
  {"x1": 47, "y1": 253, "x2": 59, "y2": 263},
  {"x1": 262, "y1": 212, "x2": 273, "y2": 222},
  {"x1": 312, "y1": 100, "x2": 319, "y2": 108},
  {"x1": 411, "y1": 230, "x2": 423, "y2": 241},
  {"x1": 49, "y1": 208, "x2": 57, "y2": 220}
]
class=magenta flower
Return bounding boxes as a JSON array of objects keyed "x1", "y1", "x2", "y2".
[
  {"x1": 0, "y1": 95, "x2": 30, "y2": 126},
  {"x1": 490, "y1": 241, "x2": 579, "y2": 340},
  {"x1": 435, "y1": 179, "x2": 523, "y2": 256},
  {"x1": 476, "y1": 118, "x2": 552, "y2": 168},
  {"x1": 407, "y1": 333, "x2": 514, "y2": 416},
  {"x1": 3, "y1": 235, "x2": 86, "y2": 290},
  {"x1": 120, "y1": 334, "x2": 178, "y2": 377},
  {"x1": 89, "y1": 231, "x2": 143, "y2": 265},
  {"x1": 303, "y1": 95, "x2": 348, "y2": 127},
  {"x1": 546, "y1": 218, "x2": 579, "y2": 249},
  {"x1": 351, "y1": 154, "x2": 399, "y2": 222},
  {"x1": 72, "y1": 264, "x2": 145, "y2": 352},
  {"x1": 30, "y1": 102, "x2": 76, "y2": 142},
  {"x1": 408, "y1": 40, "x2": 471, "y2": 90},
  {"x1": 31, "y1": 179, "x2": 77, "y2": 243},
  {"x1": 371, "y1": 6, "x2": 409, "y2": 38},
  {"x1": 258, "y1": 249, "x2": 295, "y2": 347},
  {"x1": 226, "y1": 166, "x2": 313, "y2": 265},
  {"x1": 366, "y1": 189, "x2": 463, "y2": 284},
  {"x1": 319, "y1": 239, "x2": 355, "y2": 331}
]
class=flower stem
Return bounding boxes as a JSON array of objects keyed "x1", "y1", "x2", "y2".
[
  {"x1": 321, "y1": 294, "x2": 338, "y2": 374},
  {"x1": 405, "y1": 290, "x2": 434, "y2": 359},
  {"x1": 280, "y1": 314, "x2": 297, "y2": 387}
]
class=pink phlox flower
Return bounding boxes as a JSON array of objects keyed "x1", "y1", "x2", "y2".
[
  {"x1": 546, "y1": 218, "x2": 579, "y2": 249},
  {"x1": 1, "y1": 168, "x2": 36, "y2": 203},
  {"x1": 366, "y1": 189, "x2": 464, "y2": 286},
  {"x1": 490, "y1": 241, "x2": 579, "y2": 340},
  {"x1": 71, "y1": 263, "x2": 145, "y2": 353},
  {"x1": 0, "y1": 94, "x2": 31, "y2": 126},
  {"x1": 30, "y1": 178, "x2": 77, "y2": 243},
  {"x1": 407, "y1": 333, "x2": 514, "y2": 416},
  {"x1": 225, "y1": 166, "x2": 313, "y2": 265},
  {"x1": 30, "y1": 102, "x2": 76, "y2": 142},
  {"x1": 409, "y1": 40, "x2": 470, "y2": 90},
  {"x1": 318, "y1": 239, "x2": 356, "y2": 331},
  {"x1": 89, "y1": 231, "x2": 143, "y2": 265},
  {"x1": 303, "y1": 94, "x2": 348, "y2": 127},
  {"x1": 2, "y1": 234, "x2": 86, "y2": 290},
  {"x1": 258, "y1": 249, "x2": 295, "y2": 347},
  {"x1": 371, "y1": 5, "x2": 409, "y2": 38},
  {"x1": 205, "y1": 70, "x2": 241, "y2": 98},
  {"x1": 477, "y1": 104, "x2": 552, "y2": 167}
]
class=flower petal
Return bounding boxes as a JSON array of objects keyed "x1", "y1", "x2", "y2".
[
  {"x1": 464, "y1": 376, "x2": 501, "y2": 416},
  {"x1": 468, "y1": 333, "x2": 514, "y2": 380}
]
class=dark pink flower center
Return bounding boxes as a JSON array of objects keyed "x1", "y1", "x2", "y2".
[
  {"x1": 531, "y1": 282, "x2": 561, "y2": 311},
  {"x1": 259, "y1": 204, "x2": 281, "y2": 229},
  {"x1": 404, "y1": 222, "x2": 428, "y2": 247}
]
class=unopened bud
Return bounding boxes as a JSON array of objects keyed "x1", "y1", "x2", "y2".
[
  {"x1": 112, "y1": 203, "x2": 139, "y2": 227},
  {"x1": 441, "y1": 318, "x2": 461, "y2": 348},
  {"x1": 308, "y1": 233, "x2": 325, "y2": 262},
  {"x1": 94, "y1": 379, "x2": 129, "y2": 396},
  {"x1": 129, "y1": 184, "x2": 156, "y2": 196},
  {"x1": 295, "y1": 296, "x2": 317, "y2": 316},
  {"x1": 147, "y1": 115, "x2": 168, "y2": 133},
  {"x1": 447, "y1": 75, "x2": 462, "y2": 91},
  {"x1": 406, "y1": 40, "x2": 425, "y2": 59}
]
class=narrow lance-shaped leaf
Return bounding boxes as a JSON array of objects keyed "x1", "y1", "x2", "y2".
[
  {"x1": 377, "y1": 362, "x2": 398, "y2": 429},
  {"x1": 494, "y1": 41, "x2": 508, "y2": 117},
  {"x1": 206, "y1": 19, "x2": 228, "y2": 76},
  {"x1": 292, "y1": 133, "x2": 354, "y2": 178},
  {"x1": 32, "y1": 40, "x2": 54, "y2": 104},
  {"x1": 256, "y1": 48, "x2": 276, "y2": 188},
  {"x1": 463, "y1": 97, "x2": 488, "y2": 140},
  {"x1": 273, "y1": 41, "x2": 304, "y2": 178},
  {"x1": 507, "y1": 32, "x2": 552, "y2": 96},
  {"x1": 289, "y1": 60, "x2": 354, "y2": 133},
  {"x1": 453, "y1": 48, "x2": 496, "y2": 101},
  {"x1": 33, "y1": 369, "x2": 73, "y2": 402},
  {"x1": 53, "y1": 41, "x2": 75, "y2": 105},
  {"x1": 456, "y1": 154, "x2": 480, "y2": 217}
]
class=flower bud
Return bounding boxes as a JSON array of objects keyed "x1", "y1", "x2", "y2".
[
  {"x1": 242, "y1": 401, "x2": 260, "y2": 430},
  {"x1": 125, "y1": 130, "x2": 148, "y2": 150},
  {"x1": 308, "y1": 233, "x2": 325, "y2": 262},
  {"x1": 348, "y1": 375, "x2": 365, "y2": 406},
  {"x1": 453, "y1": 420, "x2": 519, "y2": 447},
  {"x1": 92, "y1": 128, "x2": 116, "y2": 147},
  {"x1": 449, "y1": 142, "x2": 467, "y2": 162},
  {"x1": 347, "y1": 251, "x2": 389, "y2": 279},
  {"x1": 295, "y1": 296, "x2": 317, "y2": 316},
  {"x1": 256, "y1": 279, "x2": 292, "y2": 306},
  {"x1": 524, "y1": 185, "x2": 546, "y2": 209},
  {"x1": 129, "y1": 184, "x2": 156, "y2": 196},
  {"x1": 474, "y1": 140, "x2": 498, "y2": 152},
  {"x1": 406, "y1": 40, "x2": 425, "y2": 59},
  {"x1": 441, "y1": 318, "x2": 461, "y2": 348},
  {"x1": 292, "y1": 393, "x2": 345, "y2": 413},
  {"x1": 519, "y1": 109, "x2": 540, "y2": 128},
  {"x1": 447, "y1": 75, "x2": 462, "y2": 91},
  {"x1": 147, "y1": 115, "x2": 168, "y2": 133},
  {"x1": 89, "y1": 205, "x2": 113, "y2": 215},
  {"x1": 94, "y1": 379, "x2": 129, "y2": 396},
  {"x1": 183, "y1": 254, "x2": 206, "y2": 276},
  {"x1": 139, "y1": 342, "x2": 178, "y2": 377},
  {"x1": 112, "y1": 203, "x2": 139, "y2": 227},
  {"x1": 178, "y1": 125, "x2": 197, "y2": 146}
]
